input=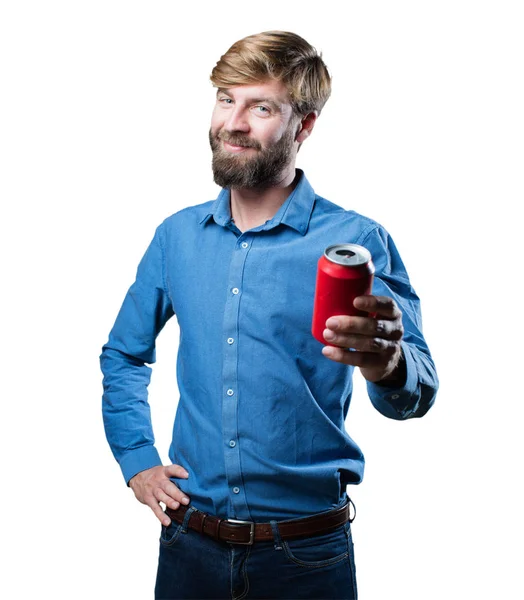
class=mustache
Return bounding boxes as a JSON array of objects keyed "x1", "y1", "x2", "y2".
[{"x1": 217, "y1": 132, "x2": 262, "y2": 150}]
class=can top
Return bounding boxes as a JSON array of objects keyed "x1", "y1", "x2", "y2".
[{"x1": 324, "y1": 244, "x2": 372, "y2": 267}]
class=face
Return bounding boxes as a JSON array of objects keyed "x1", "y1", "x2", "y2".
[{"x1": 209, "y1": 80, "x2": 299, "y2": 189}]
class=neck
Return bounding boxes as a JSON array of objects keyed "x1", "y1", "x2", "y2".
[{"x1": 229, "y1": 168, "x2": 298, "y2": 232}]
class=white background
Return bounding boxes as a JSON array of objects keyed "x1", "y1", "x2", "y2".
[{"x1": 1, "y1": 1, "x2": 523, "y2": 598}]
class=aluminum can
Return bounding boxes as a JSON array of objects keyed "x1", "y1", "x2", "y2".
[{"x1": 312, "y1": 244, "x2": 375, "y2": 344}]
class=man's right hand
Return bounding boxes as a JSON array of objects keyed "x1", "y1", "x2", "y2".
[{"x1": 129, "y1": 464, "x2": 190, "y2": 526}]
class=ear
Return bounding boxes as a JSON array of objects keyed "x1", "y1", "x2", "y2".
[{"x1": 295, "y1": 111, "x2": 318, "y2": 143}]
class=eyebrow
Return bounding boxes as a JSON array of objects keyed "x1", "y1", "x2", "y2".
[{"x1": 217, "y1": 88, "x2": 283, "y2": 112}]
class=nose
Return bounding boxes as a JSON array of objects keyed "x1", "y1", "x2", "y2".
[{"x1": 225, "y1": 106, "x2": 250, "y2": 133}]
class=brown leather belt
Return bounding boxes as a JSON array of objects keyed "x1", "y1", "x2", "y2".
[{"x1": 165, "y1": 500, "x2": 353, "y2": 546}]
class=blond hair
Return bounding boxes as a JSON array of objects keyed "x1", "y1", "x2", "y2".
[{"x1": 210, "y1": 31, "x2": 332, "y2": 116}]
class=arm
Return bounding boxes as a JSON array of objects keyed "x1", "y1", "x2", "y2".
[
  {"x1": 322, "y1": 225, "x2": 438, "y2": 420},
  {"x1": 100, "y1": 223, "x2": 190, "y2": 523}
]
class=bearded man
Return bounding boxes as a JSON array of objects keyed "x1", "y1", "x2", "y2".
[{"x1": 101, "y1": 31, "x2": 438, "y2": 600}]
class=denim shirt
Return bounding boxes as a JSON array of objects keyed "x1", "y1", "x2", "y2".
[{"x1": 101, "y1": 170, "x2": 438, "y2": 520}]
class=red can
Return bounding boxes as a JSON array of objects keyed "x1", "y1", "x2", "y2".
[{"x1": 312, "y1": 244, "x2": 375, "y2": 344}]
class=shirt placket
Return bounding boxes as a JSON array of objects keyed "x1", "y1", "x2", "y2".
[{"x1": 221, "y1": 233, "x2": 253, "y2": 520}]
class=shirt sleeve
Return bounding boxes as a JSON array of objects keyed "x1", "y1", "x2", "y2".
[
  {"x1": 100, "y1": 223, "x2": 174, "y2": 483},
  {"x1": 358, "y1": 225, "x2": 439, "y2": 420}
]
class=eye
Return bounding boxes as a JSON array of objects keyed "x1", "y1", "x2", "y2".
[
  {"x1": 253, "y1": 105, "x2": 270, "y2": 116},
  {"x1": 218, "y1": 96, "x2": 233, "y2": 105}
]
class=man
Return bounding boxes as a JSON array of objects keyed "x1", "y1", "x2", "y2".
[{"x1": 101, "y1": 31, "x2": 438, "y2": 600}]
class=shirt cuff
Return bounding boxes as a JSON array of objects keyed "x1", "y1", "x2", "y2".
[
  {"x1": 119, "y1": 445, "x2": 163, "y2": 485},
  {"x1": 366, "y1": 341, "x2": 419, "y2": 420}
]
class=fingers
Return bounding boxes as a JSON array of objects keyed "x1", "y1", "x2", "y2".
[
  {"x1": 130, "y1": 464, "x2": 191, "y2": 526},
  {"x1": 162, "y1": 479, "x2": 191, "y2": 507},
  {"x1": 322, "y1": 343, "x2": 403, "y2": 383},
  {"x1": 353, "y1": 295, "x2": 402, "y2": 319},
  {"x1": 324, "y1": 316, "x2": 403, "y2": 348},
  {"x1": 164, "y1": 464, "x2": 189, "y2": 480},
  {"x1": 322, "y1": 344, "x2": 398, "y2": 368},
  {"x1": 161, "y1": 464, "x2": 190, "y2": 506},
  {"x1": 144, "y1": 481, "x2": 190, "y2": 526},
  {"x1": 322, "y1": 295, "x2": 403, "y2": 381},
  {"x1": 323, "y1": 328, "x2": 401, "y2": 352},
  {"x1": 146, "y1": 496, "x2": 172, "y2": 526},
  {"x1": 323, "y1": 296, "x2": 403, "y2": 346}
]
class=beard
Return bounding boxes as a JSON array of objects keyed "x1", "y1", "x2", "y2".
[{"x1": 209, "y1": 124, "x2": 296, "y2": 189}]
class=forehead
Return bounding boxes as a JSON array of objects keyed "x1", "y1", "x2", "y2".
[{"x1": 218, "y1": 80, "x2": 292, "y2": 106}]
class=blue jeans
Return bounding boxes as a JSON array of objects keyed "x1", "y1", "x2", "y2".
[{"x1": 155, "y1": 507, "x2": 358, "y2": 599}]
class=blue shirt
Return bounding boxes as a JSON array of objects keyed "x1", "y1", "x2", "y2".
[{"x1": 101, "y1": 170, "x2": 438, "y2": 521}]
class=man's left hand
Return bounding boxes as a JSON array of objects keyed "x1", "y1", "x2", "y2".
[{"x1": 321, "y1": 295, "x2": 404, "y2": 384}]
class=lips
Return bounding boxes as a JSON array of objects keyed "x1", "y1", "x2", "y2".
[
  {"x1": 223, "y1": 141, "x2": 252, "y2": 152},
  {"x1": 218, "y1": 134, "x2": 260, "y2": 152}
]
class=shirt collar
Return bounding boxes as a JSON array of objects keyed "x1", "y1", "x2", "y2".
[{"x1": 199, "y1": 170, "x2": 316, "y2": 236}]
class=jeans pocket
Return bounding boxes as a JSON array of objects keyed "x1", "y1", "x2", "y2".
[
  {"x1": 159, "y1": 520, "x2": 184, "y2": 547},
  {"x1": 282, "y1": 524, "x2": 349, "y2": 568}
]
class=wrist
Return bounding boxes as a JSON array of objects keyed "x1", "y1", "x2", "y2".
[{"x1": 376, "y1": 349, "x2": 406, "y2": 388}]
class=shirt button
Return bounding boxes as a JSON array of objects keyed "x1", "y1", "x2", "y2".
[
  {"x1": 227, "y1": 389, "x2": 234, "y2": 396},
  {"x1": 227, "y1": 338, "x2": 234, "y2": 345},
  {"x1": 229, "y1": 440, "x2": 236, "y2": 448},
  {"x1": 232, "y1": 287, "x2": 239, "y2": 295},
  {"x1": 391, "y1": 394, "x2": 400, "y2": 400},
  {"x1": 233, "y1": 487, "x2": 240, "y2": 494},
  {"x1": 241, "y1": 242, "x2": 249, "y2": 249}
]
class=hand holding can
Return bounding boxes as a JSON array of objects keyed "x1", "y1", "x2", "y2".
[{"x1": 311, "y1": 244, "x2": 375, "y2": 345}]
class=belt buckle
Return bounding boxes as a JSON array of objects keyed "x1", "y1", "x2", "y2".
[{"x1": 226, "y1": 519, "x2": 255, "y2": 545}]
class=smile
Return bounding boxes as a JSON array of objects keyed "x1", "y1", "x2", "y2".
[{"x1": 222, "y1": 141, "x2": 255, "y2": 153}]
